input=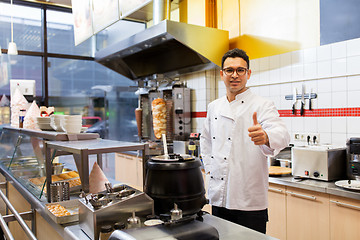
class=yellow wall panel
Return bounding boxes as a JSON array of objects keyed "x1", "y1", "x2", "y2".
[
  {"x1": 220, "y1": 0, "x2": 240, "y2": 38},
  {"x1": 187, "y1": 0, "x2": 206, "y2": 26}
]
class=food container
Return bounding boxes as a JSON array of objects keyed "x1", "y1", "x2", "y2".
[
  {"x1": 45, "y1": 199, "x2": 79, "y2": 224},
  {"x1": 52, "y1": 163, "x2": 64, "y2": 175}
]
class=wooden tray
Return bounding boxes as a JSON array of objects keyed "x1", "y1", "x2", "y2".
[{"x1": 269, "y1": 166, "x2": 292, "y2": 176}]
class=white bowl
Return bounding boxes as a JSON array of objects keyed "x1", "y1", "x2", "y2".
[
  {"x1": 63, "y1": 115, "x2": 82, "y2": 120},
  {"x1": 36, "y1": 116, "x2": 51, "y2": 123},
  {"x1": 37, "y1": 122, "x2": 53, "y2": 131},
  {"x1": 61, "y1": 123, "x2": 82, "y2": 133}
]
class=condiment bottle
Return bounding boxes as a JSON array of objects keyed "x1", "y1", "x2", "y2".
[
  {"x1": 99, "y1": 225, "x2": 113, "y2": 240},
  {"x1": 113, "y1": 222, "x2": 126, "y2": 230},
  {"x1": 19, "y1": 109, "x2": 26, "y2": 128},
  {"x1": 40, "y1": 106, "x2": 48, "y2": 117}
]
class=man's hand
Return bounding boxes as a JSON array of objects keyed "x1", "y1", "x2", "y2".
[{"x1": 248, "y1": 112, "x2": 269, "y2": 146}]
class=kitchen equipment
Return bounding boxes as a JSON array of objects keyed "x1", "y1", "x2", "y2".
[
  {"x1": 79, "y1": 184, "x2": 154, "y2": 240},
  {"x1": 346, "y1": 138, "x2": 360, "y2": 180},
  {"x1": 139, "y1": 84, "x2": 191, "y2": 141},
  {"x1": 52, "y1": 162, "x2": 64, "y2": 175},
  {"x1": 50, "y1": 181, "x2": 70, "y2": 202},
  {"x1": 300, "y1": 84, "x2": 305, "y2": 115},
  {"x1": 268, "y1": 146, "x2": 292, "y2": 168},
  {"x1": 127, "y1": 211, "x2": 141, "y2": 229},
  {"x1": 144, "y1": 153, "x2": 207, "y2": 216},
  {"x1": 108, "y1": 219, "x2": 219, "y2": 240},
  {"x1": 292, "y1": 145, "x2": 346, "y2": 181},
  {"x1": 170, "y1": 203, "x2": 182, "y2": 220},
  {"x1": 292, "y1": 88, "x2": 297, "y2": 115},
  {"x1": 188, "y1": 133, "x2": 201, "y2": 157}
]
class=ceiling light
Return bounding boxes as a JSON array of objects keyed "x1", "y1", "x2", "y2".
[{"x1": 8, "y1": 0, "x2": 18, "y2": 55}]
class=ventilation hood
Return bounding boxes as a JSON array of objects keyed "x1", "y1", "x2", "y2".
[{"x1": 95, "y1": 20, "x2": 229, "y2": 80}]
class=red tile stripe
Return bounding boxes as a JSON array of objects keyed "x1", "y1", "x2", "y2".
[{"x1": 191, "y1": 108, "x2": 360, "y2": 118}]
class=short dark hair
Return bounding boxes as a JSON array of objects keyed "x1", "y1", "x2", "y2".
[{"x1": 221, "y1": 48, "x2": 250, "y2": 69}]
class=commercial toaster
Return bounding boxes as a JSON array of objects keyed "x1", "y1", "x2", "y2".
[{"x1": 292, "y1": 145, "x2": 346, "y2": 181}]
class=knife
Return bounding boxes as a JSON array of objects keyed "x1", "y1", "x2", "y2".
[
  {"x1": 292, "y1": 88, "x2": 297, "y2": 115},
  {"x1": 300, "y1": 84, "x2": 305, "y2": 116},
  {"x1": 309, "y1": 88, "x2": 313, "y2": 111}
]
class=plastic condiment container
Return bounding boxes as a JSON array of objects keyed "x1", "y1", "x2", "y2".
[{"x1": 99, "y1": 225, "x2": 113, "y2": 240}]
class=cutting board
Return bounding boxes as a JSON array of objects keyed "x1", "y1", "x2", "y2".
[{"x1": 269, "y1": 166, "x2": 292, "y2": 176}]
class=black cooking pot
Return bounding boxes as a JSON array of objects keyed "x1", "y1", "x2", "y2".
[{"x1": 144, "y1": 153, "x2": 207, "y2": 216}]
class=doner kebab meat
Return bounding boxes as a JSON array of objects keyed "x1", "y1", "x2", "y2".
[{"x1": 152, "y1": 98, "x2": 167, "y2": 139}]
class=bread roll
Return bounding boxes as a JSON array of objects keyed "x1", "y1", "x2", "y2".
[
  {"x1": 151, "y1": 98, "x2": 167, "y2": 139},
  {"x1": 59, "y1": 173, "x2": 72, "y2": 180},
  {"x1": 67, "y1": 171, "x2": 79, "y2": 178}
]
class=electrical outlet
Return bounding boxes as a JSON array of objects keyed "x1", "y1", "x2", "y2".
[
  {"x1": 305, "y1": 133, "x2": 320, "y2": 145},
  {"x1": 294, "y1": 133, "x2": 300, "y2": 140}
]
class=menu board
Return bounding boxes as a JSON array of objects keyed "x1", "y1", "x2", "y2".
[
  {"x1": 92, "y1": 0, "x2": 120, "y2": 34},
  {"x1": 72, "y1": 0, "x2": 93, "y2": 46},
  {"x1": 119, "y1": 0, "x2": 150, "y2": 19}
]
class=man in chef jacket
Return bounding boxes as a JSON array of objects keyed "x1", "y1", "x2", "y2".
[{"x1": 200, "y1": 48, "x2": 290, "y2": 234}]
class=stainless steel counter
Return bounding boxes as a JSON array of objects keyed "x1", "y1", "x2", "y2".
[{"x1": 269, "y1": 176, "x2": 360, "y2": 200}]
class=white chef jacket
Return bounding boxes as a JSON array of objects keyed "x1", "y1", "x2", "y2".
[{"x1": 200, "y1": 89, "x2": 290, "y2": 211}]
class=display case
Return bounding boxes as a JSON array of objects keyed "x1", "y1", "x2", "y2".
[{"x1": 0, "y1": 126, "x2": 99, "y2": 199}]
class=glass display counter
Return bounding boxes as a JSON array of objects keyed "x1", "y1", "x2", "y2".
[{"x1": 0, "y1": 126, "x2": 99, "y2": 199}]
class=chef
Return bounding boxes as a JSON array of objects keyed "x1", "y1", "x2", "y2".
[{"x1": 200, "y1": 48, "x2": 290, "y2": 234}]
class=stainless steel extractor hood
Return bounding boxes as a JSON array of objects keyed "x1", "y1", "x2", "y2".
[{"x1": 95, "y1": 20, "x2": 229, "y2": 80}]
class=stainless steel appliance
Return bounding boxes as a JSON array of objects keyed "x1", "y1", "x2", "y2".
[
  {"x1": 139, "y1": 82, "x2": 191, "y2": 141},
  {"x1": 292, "y1": 145, "x2": 346, "y2": 181},
  {"x1": 79, "y1": 185, "x2": 154, "y2": 240},
  {"x1": 347, "y1": 138, "x2": 360, "y2": 180}
]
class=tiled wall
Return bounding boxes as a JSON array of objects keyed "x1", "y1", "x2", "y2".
[{"x1": 184, "y1": 37, "x2": 360, "y2": 147}]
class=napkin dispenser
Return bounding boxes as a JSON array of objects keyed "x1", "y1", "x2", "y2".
[{"x1": 292, "y1": 145, "x2": 346, "y2": 181}]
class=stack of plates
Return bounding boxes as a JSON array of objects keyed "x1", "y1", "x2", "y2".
[
  {"x1": 36, "y1": 116, "x2": 53, "y2": 130},
  {"x1": 61, "y1": 115, "x2": 83, "y2": 134}
]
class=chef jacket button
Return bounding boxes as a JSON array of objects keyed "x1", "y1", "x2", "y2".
[
  {"x1": 228, "y1": 137, "x2": 231, "y2": 140},
  {"x1": 215, "y1": 117, "x2": 217, "y2": 120},
  {"x1": 221, "y1": 178, "x2": 224, "y2": 180},
  {"x1": 224, "y1": 157, "x2": 227, "y2": 160},
  {"x1": 242, "y1": 101, "x2": 244, "y2": 103},
  {"x1": 213, "y1": 137, "x2": 215, "y2": 139},
  {"x1": 211, "y1": 176, "x2": 214, "y2": 179},
  {"x1": 211, "y1": 156, "x2": 214, "y2": 158}
]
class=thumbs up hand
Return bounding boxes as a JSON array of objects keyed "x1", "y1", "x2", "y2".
[{"x1": 248, "y1": 112, "x2": 269, "y2": 146}]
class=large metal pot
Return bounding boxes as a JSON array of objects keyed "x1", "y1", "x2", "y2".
[{"x1": 144, "y1": 154, "x2": 207, "y2": 216}]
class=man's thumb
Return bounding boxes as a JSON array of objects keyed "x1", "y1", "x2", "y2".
[{"x1": 252, "y1": 112, "x2": 258, "y2": 125}]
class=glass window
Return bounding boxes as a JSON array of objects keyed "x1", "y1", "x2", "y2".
[
  {"x1": 0, "y1": 2, "x2": 42, "y2": 52},
  {"x1": 0, "y1": 55, "x2": 42, "y2": 97},
  {"x1": 47, "y1": 9, "x2": 94, "y2": 56}
]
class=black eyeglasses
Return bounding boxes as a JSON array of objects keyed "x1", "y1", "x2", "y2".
[{"x1": 222, "y1": 67, "x2": 248, "y2": 76}]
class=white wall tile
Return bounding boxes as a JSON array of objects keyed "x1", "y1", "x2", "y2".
[
  {"x1": 249, "y1": 71, "x2": 260, "y2": 86},
  {"x1": 195, "y1": 100, "x2": 207, "y2": 112},
  {"x1": 347, "y1": 38, "x2": 360, "y2": 57},
  {"x1": 291, "y1": 64, "x2": 304, "y2": 81},
  {"x1": 317, "y1": 78, "x2": 332, "y2": 93},
  {"x1": 259, "y1": 71, "x2": 270, "y2": 85},
  {"x1": 332, "y1": 117, "x2": 346, "y2": 133},
  {"x1": 304, "y1": 48, "x2": 317, "y2": 63},
  {"x1": 331, "y1": 58, "x2": 347, "y2": 77},
  {"x1": 259, "y1": 57, "x2": 270, "y2": 71},
  {"x1": 250, "y1": 59, "x2": 260, "y2": 72},
  {"x1": 280, "y1": 66, "x2": 292, "y2": 83},
  {"x1": 331, "y1": 92, "x2": 347, "y2": 108},
  {"x1": 331, "y1": 133, "x2": 347, "y2": 147},
  {"x1": 318, "y1": 117, "x2": 332, "y2": 132},
  {"x1": 269, "y1": 85, "x2": 281, "y2": 97},
  {"x1": 317, "y1": 61, "x2": 331, "y2": 78},
  {"x1": 280, "y1": 52, "x2": 292, "y2": 67},
  {"x1": 272, "y1": 96, "x2": 281, "y2": 109},
  {"x1": 319, "y1": 132, "x2": 332, "y2": 145},
  {"x1": 347, "y1": 56, "x2": 360, "y2": 75},
  {"x1": 332, "y1": 41, "x2": 346, "y2": 59},
  {"x1": 269, "y1": 69, "x2": 280, "y2": 84},
  {"x1": 317, "y1": 92, "x2": 332, "y2": 108},
  {"x1": 347, "y1": 90, "x2": 360, "y2": 107},
  {"x1": 292, "y1": 117, "x2": 305, "y2": 132},
  {"x1": 304, "y1": 117, "x2": 317, "y2": 132},
  {"x1": 347, "y1": 75, "x2": 360, "y2": 90},
  {"x1": 348, "y1": 117, "x2": 360, "y2": 134},
  {"x1": 304, "y1": 63, "x2": 317, "y2": 80},
  {"x1": 317, "y1": 45, "x2": 331, "y2": 61},
  {"x1": 259, "y1": 86, "x2": 270, "y2": 97},
  {"x1": 292, "y1": 50, "x2": 304, "y2": 65},
  {"x1": 269, "y1": 55, "x2": 280, "y2": 70},
  {"x1": 331, "y1": 77, "x2": 347, "y2": 92}
]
